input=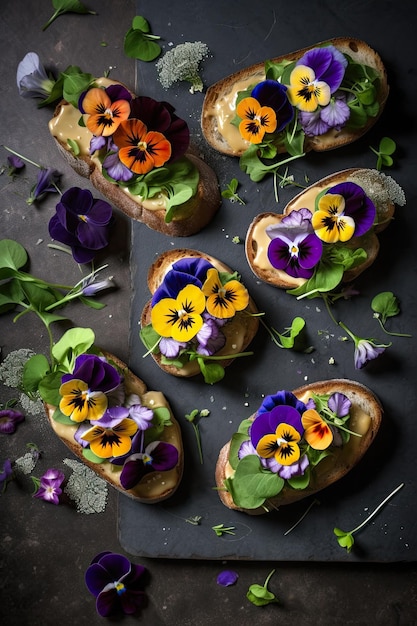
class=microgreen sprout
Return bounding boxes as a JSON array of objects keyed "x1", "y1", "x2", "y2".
[
  {"x1": 247, "y1": 569, "x2": 279, "y2": 607},
  {"x1": 212, "y1": 524, "x2": 236, "y2": 537},
  {"x1": 283, "y1": 499, "x2": 320, "y2": 536},
  {"x1": 369, "y1": 136, "x2": 396, "y2": 170},
  {"x1": 185, "y1": 515, "x2": 202, "y2": 526},
  {"x1": 334, "y1": 483, "x2": 404, "y2": 553},
  {"x1": 42, "y1": 0, "x2": 97, "y2": 32},
  {"x1": 259, "y1": 315, "x2": 308, "y2": 350},
  {"x1": 371, "y1": 292, "x2": 412, "y2": 337},
  {"x1": 232, "y1": 236, "x2": 242, "y2": 244},
  {"x1": 124, "y1": 16, "x2": 161, "y2": 62},
  {"x1": 221, "y1": 178, "x2": 245, "y2": 205},
  {"x1": 184, "y1": 409, "x2": 210, "y2": 464}
]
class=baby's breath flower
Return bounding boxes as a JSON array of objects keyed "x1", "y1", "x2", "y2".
[
  {"x1": 63, "y1": 458, "x2": 108, "y2": 514},
  {"x1": 0, "y1": 349, "x2": 35, "y2": 388}
]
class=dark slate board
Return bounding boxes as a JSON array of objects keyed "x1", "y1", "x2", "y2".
[{"x1": 118, "y1": 0, "x2": 417, "y2": 561}]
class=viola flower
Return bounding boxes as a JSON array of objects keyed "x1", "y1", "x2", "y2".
[
  {"x1": 159, "y1": 337, "x2": 188, "y2": 359},
  {"x1": 151, "y1": 284, "x2": 206, "y2": 342},
  {"x1": 48, "y1": 187, "x2": 113, "y2": 264},
  {"x1": 302, "y1": 409, "x2": 333, "y2": 450},
  {"x1": 0, "y1": 459, "x2": 13, "y2": 493},
  {"x1": 59, "y1": 354, "x2": 121, "y2": 423},
  {"x1": 217, "y1": 570, "x2": 239, "y2": 587},
  {"x1": 16, "y1": 52, "x2": 55, "y2": 100},
  {"x1": 266, "y1": 208, "x2": 323, "y2": 278},
  {"x1": 27, "y1": 167, "x2": 61, "y2": 205},
  {"x1": 81, "y1": 407, "x2": 138, "y2": 459},
  {"x1": 250, "y1": 404, "x2": 305, "y2": 466},
  {"x1": 311, "y1": 182, "x2": 376, "y2": 243},
  {"x1": 251, "y1": 79, "x2": 294, "y2": 133},
  {"x1": 339, "y1": 321, "x2": 391, "y2": 369},
  {"x1": 328, "y1": 392, "x2": 351, "y2": 417},
  {"x1": 80, "y1": 86, "x2": 131, "y2": 137},
  {"x1": 102, "y1": 139, "x2": 134, "y2": 182},
  {"x1": 202, "y1": 268, "x2": 249, "y2": 319},
  {"x1": 196, "y1": 316, "x2": 226, "y2": 356},
  {"x1": 85, "y1": 551, "x2": 147, "y2": 617},
  {"x1": 299, "y1": 92, "x2": 350, "y2": 136},
  {"x1": 7, "y1": 155, "x2": 25, "y2": 177},
  {"x1": 151, "y1": 257, "x2": 214, "y2": 305},
  {"x1": 33, "y1": 468, "x2": 65, "y2": 505},
  {"x1": 125, "y1": 397, "x2": 154, "y2": 431},
  {"x1": 236, "y1": 96, "x2": 277, "y2": 143},
  {"x1": 113, "y1": 119, "x2": 172, "y2": 175},
  {"x1": 287, "y1": 45, "x2": 346, "y2": 112},
  {"x1": 119, "y1": 440, "x2": 179, "y2": 490},
  {"x1": 0, "y1": 408, "x2": 25, "y2": 434}
]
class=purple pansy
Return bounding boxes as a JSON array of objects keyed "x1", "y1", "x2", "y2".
[
  {"x1": 85, "y1": 551, "x2": 147, "y2": 617},
  {"x1": 33, "y1": 468, "x2": 65, "y2": 505},
  {"x1": 61, "y1": 353, "x2": 122, "y2": 393},
  {"x1": 151, "y1": 257, "x2": 214, "y2": 305},
  {"x1": 297, "y1": 45, "x2": 347, "y2": 94},
  {"x1": 196, "y1": 316, "x2": 227, "y2": 356},
  {"x1": 257, "y1": 389, "x2": 308, "y2": 417},
  {"x1": 48, "y1": 187, "x2": 113, "y2": 264},
  {"x1": 266, "y1": 208, "x2": 323, "y2": 278},
  {"x1": 0, "y1": 459, "x2": 13, "y2": 493},
  {"x1": 326, "y1": 181, "x2": 376, "y2": 238},
  {"x1": 354, "y1": 338, "x2": 388, "y2": 369},
  {"x1": 16, "y1": 52, "x2": 55, "y2": 99},
  {"x1": 102, "y1": 142, "x2": 134, "y2": 182},
  {"x1": 118, "y1": 440, "x2": 179, "y2": 490},
  {"x1": 0, "y1": 408, "x2": 25, "y2": 434},
  {"x1": 328, "y1": 392, "x2": 351, "y2": 417},
  {"x1": 27, "y1": 168, "x2": 61, "y2": 205},
  {"x1": 251, "y1": 79, "x2": 294, "y2": 132},
  {"x1": 250, "y1": 403, "x2": 304, "y2": 451},
  {"x1": 217, "y1": 570, "x2": 239, "y2": 586},
  {"x1": 299, "y1": 92, "x2": 350, "y2": 136},
  {"x1": 159, "y1": 337, "x2": 188, "y2": 359},
  {"x1": 7, "y1": 155, "x2": 25, "y2": 176}
]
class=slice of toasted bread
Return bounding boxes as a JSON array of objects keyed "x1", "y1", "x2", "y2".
[
  {"x1": 215, "y1": 378, "x2": 382, "y2": 515},
  {"x1": 140, "y1": 249, "x2": 259, "y2": 378},
  {"x1": 245, "y1": 168, "x2": 395, "y2": 291},
  {"x1": 49, "y1": 80, "x2": 221, "y2": 237},
  {"x1": 45, "y1": 351, "x2": 183, "y2": 503},
  {"x1": 202, "y1": 37, "x2": 389, "y2": 157}
]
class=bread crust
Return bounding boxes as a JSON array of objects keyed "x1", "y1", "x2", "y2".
[
  {"x1": 215, "y1": 378, "x2": 383, "y2": 515},
  {"x1": 50, "y1": 94, "x2": 221, "y2": 236},
  {"x1": 245, "y1": 168, "x2": 394, "y2": 290},
  {"x1": 140, "y1": 248, "x2": 260, "y2": 377},
  {"x1": 45, "y1": 351, "x2": 184, "y2": 503},
  {"x1": 202, "y1": 37, "x2": 389, "y2": 157}
]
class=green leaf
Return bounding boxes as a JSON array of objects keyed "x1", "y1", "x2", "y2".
[
  {"x1": 333, "y1": 528, "x2": 355, "y2": 552},
  {"x1": 132, "y1": 15, "x2": 151, "y2": 32},
  {"x1": 140, "y1": 324, "x2": 161, "y2": 353},
  {"x1": 124, "y1": 28, "x2": 162, "y2": 61},
  {"x1": 42, "y1": 0, "x2": 97, "y2": 31},
  {"x1": 39, "y1": 371, "x2": 65, "y2": 405},
  {"x1": 371, "y1": 291, "x2": 400, "y2": 323},
  {"x1": 51, "y1": 327, "x2": 95, "y2": 371},
  {"x1": 272, "y1": 316, "x2": 306, "y2": 348},
  {"x1": 379, "y1": 136, "x2": 396, "y2": 155},
  {"x1": 67, "y1": 138, "x2": 80, "y2": 155},
  {"x1": 83, "y1": 447, "x2": 106, "y2": 464},
  {"x1": 61, "y1": 67, "x2": 95, "y2": 107},
  {"x1": 22, "y1": 354, "x2": 51, "y2": 395},
  {"x1": 224, "y1": 455, "x2": 284, "y2": 509},
  {"x1": 247, "y1": 569, "x2": 279, "y2": 607},
  {"x1": 0, "y1": 239, "x2": 28, "y2": 271},
  {"x1": 198, "y1": 358, "x2": 225, "y2": 384}
]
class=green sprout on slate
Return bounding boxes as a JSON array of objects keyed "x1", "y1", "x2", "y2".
[
  {"x1": 124, "y1": 16, "x2": 162, "y2": 61},
  {"x1": 247, "y1": 569, "x2": 279, "y2": 607},
  {"x1": 221, "y1": 178, "x2": 245, "y2": 205},
  {"x1": 369, "y1": 136, "x2": 396, "y2": 170},
  {"x1": 212, "y1": 524, "x2": 236, "y2": 537},
  {"x1": 334, "y1": 482, "x2": 404, "y2": 553},
  {"x1": 184, "y1": 409, "x2": 210, "y2": 464},
  {"x1": 371, "y1": 291, "x2": 412, "y2": 337},
  {"x1": 42, "y1": 0, "x2": 96, "y2": 32}
]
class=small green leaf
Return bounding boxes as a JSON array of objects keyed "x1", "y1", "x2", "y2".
[
  {"x1": 371, "y1": 291, "x2": 400, "y2": 323},
  {"x1": 22, "y1": 354, "x2": 51, "y2": 395},
  {"x1": 247, "y1": 569, "x2": 279, "y2": 607},
  {"x1": 379, "y1": 136, "x2": 396, "y2": 155}
]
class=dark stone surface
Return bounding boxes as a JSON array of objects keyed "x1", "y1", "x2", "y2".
[{"x1": 1, "y1": 1, "x2": 416, "y2": 625}]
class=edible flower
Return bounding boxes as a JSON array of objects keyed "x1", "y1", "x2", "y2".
[
  {"x1": 302, "y1": 409, "x2": 333, "y2": 449},
  {"x1": 80, "y1": 86, "x2": 131, "y2": 136},
  {"x1": 266, "y1": 208, "x2": 323, "y2": 279},
  {"x1": 287, "y1": 46, "x2": 346, "y2": 112},
  {"x1": 251, "y1": 80, "x2": 294, "y2": 132},
  {"x1": 299, "y1": 92, "x2": 350, "y2": 136},
  {"x1": 0, "y1": 459, "x2": 13, "y2": 493},
  {"x1": 85, "y1": 551, "x2": 147, "y2": 617},
  {"x1": 33, "y1": 468, "x2": 65, "y2": 505},
  {"x1": 27, "y1": 167, "x2": 61, "y2": 205},
  {"x1": 48, "y1": 186, "x2": 113, "y2": 264},
  {"x1": 151, "y1": 284, "x2": 206, "y2": 342},
  {"x1": 236, "y1": 96, "x2": 277, "y2": 143},
  {"x1": 339, "y1": 321, "x2": 390, "y2": 369},
  {"x1": 118, "y1": 440, "x2": 179, "y2": 490},
  {"x1": 113, "y1": 119, "x2": 172, "y2": 174},
  {"x1": 202, "y1": 268, "x2": 249, "y2": 319},
  {"x1": 7, "y1": 155, "x2": 25, "y2": 177},
  {"x1": 251, "y1": 403, "x2": 304, "y2": 466},
  {"x1": 311, "y1": 182, "x2": 376, "y2": 243},
  {"x1": 0, "y1": 408, "x2": 25, "y2": 434},
  {"x1": 59, "y1": 354, "x2": 122, "y2": 422},
  {"x1": 217, "y1": 570, "x2": 239, "y2": 586},
  {"x1": 16, "y1": 52, "x2": 55, "y2": 100},
  {"x1": 81, "y1": 407, "x2": 138, "y2": 459}
]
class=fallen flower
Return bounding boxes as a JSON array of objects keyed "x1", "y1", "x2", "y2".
[
  {"x1": 7, "y1": 154, "x2": 25, "y2": 177},
  {"x1": 0, "y1": 408, "x2": 25, "y2": 434},
  {"x1": 32, "y1": 467, "x2": 65, "y2": 505},
  {"x1": 85, "y1": 551, "x2": 147, "y2": 617},
  {"x1": 339, "y1": 321, "x2": 391, "y2": 369},
  {"x1": 27, "y1": 167, "x2": 61, "y2": 205},
  {"x1": 0, "y1": 459, "x2": 13, "y2": 493},
  {"x1": 217, "y1": 570, "x2": 239, "y2": 586},
  {"x1": 16, "y1": 51, "x2": 55, "y2": 100}
]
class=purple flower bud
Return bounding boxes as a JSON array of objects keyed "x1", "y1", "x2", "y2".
[
  {"x1": 17, "y1": 52, "x2": 55, "y2": 99},
  {"x1": 0, "y1": 409, "x2": 25, "y2": 434}
]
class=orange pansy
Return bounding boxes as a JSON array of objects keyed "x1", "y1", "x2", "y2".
[
  {"x1": 113, "y1": 119, "x2": 172, "y2": 175},
  {"x1": 82, "y1": 87, "x2": 131, "y2": 136},
  {"x1": 301, "y1": 409, "x2": 333, "y2": 450}
]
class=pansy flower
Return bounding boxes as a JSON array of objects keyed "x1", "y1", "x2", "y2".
[
  {"x1": 236, "y1": 96, "x2": 277, "y2": 143},
  {"x1": 81, "y1": 406, "x2": 138, "y2": 458},
  {"x1": 287, "y1": 45, "x2": 346, "y2": 112},
  {"x1": 250, "y1": 79, "x2": 294, "y2": 133},
  {"x1": 302, "y1": 409, "x2": 333, "y2": 450},
  {"x1": 250, "y1": 404, "x2": 305, "y2": 466},
  {"x1": 266, "y1": 208, "x2": 323, "y2": 279},
  {"x1": 48, "y1": 186, "x2": 113, "y2": 264},
  {"x1": 202, "y1": 268, "x2": 249, "y2": 319},
  {"x1": 151, "y1": 257, "x2": 214, "y2": 305},
  {"x1": 16, "y1": 51, "x2": 55, "y2": 100},
  {"x1": 59, "y1": 354, "x2": 121, "y2": 423},
  {"x1": 311, "y1": 182, "x2": 376, "y2": 243},
  {"x1": 80, "y1": 86, "x2": 131, "y2": 137},
  {"x1": 299, "y1": 92, "x2": 350, "y2": 136},
  {"x1": 85, "y1": 551, "x2": 147, "y2": 617},
  {"x1": 118, "y1": 440, "x2": 179, "y2": 490},
  {"x1": 196, "y1": 315, "x2": 226, "y2": 356},
  {"x1": 33, "y1": 468, "x2": 65, "y2": 505},
  {"x1": 151, "y1": 284, "x2": 206, "y2": 342},
  {"x1": 113, "y1": 119, "x2": 172, "y2": 175},
  {"x1": 0, "y1": 408, "x2": 25, "y2": 434}
]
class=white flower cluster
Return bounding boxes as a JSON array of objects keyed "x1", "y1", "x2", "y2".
[
  {"x1": 156, "y1": 41, "x2": 209, "y2": 92},
  {"x1": 63, "y1": 458, "x2": 108, "y2": 514},
  {"x1": 0, "y1": 348, "x2": 35, "y2": 388}
]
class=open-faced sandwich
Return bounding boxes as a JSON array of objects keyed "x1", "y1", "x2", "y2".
[
  {"x1": 215, "y1": 378, "x2": 382, "y2": 515},
  {"x1": 201, "y1": 38, "x2": 388, "y2": 164},
  {"x1": 49, "y1": 76, "x2": 221, "y2": 236},
  {"x1": 43, "y1": 331, "x2": 183, "y2": 503},
  {"x1": 139, "y1": 249, "x2": 259, "y2": 384},
  {"x1": 245, "y1": 168, "x2": 406, "y2": 297}
]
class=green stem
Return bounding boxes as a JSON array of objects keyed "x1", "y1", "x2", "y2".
[
  {"x1": 3, "y1": 145, "x2": 41, "y2": 169},
  {"x1": 263, "y1": 569, "x2": 276, "y2": 589},
  {"x1": 193, "y1": 423, "x2": 203, "y2": 464},
  {"x1": 375, "y1": 316, "x2": 412, "y2": 338},
  {"x1": 42, "y1": 9, "x2": 64, "y2": 31},
  {"x1": 349, "y1": 483, "x2": 404, "y2": 535}
]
